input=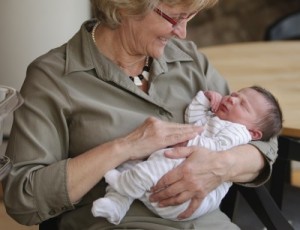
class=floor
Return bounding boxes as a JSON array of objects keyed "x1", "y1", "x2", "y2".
[{"x1": 1, "y1": 139, "x2": 300, "y2": 230}]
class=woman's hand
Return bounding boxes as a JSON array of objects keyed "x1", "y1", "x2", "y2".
[
  {"x1": 149, "y1": 146, "x2": 233, "y2": 219},
  {"x1": 68, "y1": 117, "x2": 202, "y2": 203},
  {"x1": 121, "y1": 117, "x2": 202, "y2": 161}
]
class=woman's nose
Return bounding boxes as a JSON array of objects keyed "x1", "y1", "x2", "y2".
[{"x1": 172, "y1": 21, "x2": 187, "y2": 39}]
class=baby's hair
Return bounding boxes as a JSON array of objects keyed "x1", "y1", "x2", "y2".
[{"x1": 250, "y1": 85, "x2": 283, "y2": 141}]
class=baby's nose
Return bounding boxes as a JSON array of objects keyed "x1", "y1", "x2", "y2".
[{"x1": 228, "y1": 96, "x2": 238, "y2": 104}]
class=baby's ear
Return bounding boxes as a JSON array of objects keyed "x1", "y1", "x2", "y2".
[{"x1": 249, "y1": 129, "x2": 263, "y2": 140}]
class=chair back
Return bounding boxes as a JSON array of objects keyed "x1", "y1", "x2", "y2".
[{"x1": 265, "y1": 11, "x2": 300, "y2": 40}]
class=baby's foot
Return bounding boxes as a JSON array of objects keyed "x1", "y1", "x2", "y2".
[{"x1": 91, "y1": 197, "x2": 123, "y2": 225}]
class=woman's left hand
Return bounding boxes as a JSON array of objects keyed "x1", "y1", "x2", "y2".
[{"x1": 149, "y1": 146, "x2": 232, "y2": 219}]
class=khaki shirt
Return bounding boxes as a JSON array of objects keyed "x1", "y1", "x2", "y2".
[{"x1": 3, "y1": 20, "x2": 278, "y2": 229}]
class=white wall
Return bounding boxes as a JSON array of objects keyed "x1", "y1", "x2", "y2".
[{"x1": 0, "y1": 0, "x2": 91, "y2": 90}]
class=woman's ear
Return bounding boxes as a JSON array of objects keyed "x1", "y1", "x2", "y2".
[{"x1": 249, "y1": 129, "x2": 263, "y2": 140}]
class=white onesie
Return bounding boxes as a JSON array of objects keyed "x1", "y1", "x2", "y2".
[{"x1": 91, "y1": 91, "x2": 251, "y2": 224}]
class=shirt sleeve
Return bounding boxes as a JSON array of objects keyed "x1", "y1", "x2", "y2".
[
  {"x1": 185, "y1": 90, "x2": 211, "y2": 125},
  {"x1": 240, "y1": 137, "x2": 278, "y2": 187},
  {"x1": 3, "y1": 59, "x2": 74, "y2": 225}
]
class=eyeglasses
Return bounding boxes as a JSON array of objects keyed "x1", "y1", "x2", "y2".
[{"x1": 153, "y1": 7, "x2": 197, "y2": 28}]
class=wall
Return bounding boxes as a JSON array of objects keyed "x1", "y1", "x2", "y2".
[
  {"x1": 2, "y1": 0, "x2": 300, "y2": 90},
  {"x1": 187, "y1": 0, "x2": 300, "y2": 47},
  {"x1": 0, "y1": 0, "x2": 91, "y2": 90}
]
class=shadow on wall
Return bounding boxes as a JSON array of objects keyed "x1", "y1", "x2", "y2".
[{"x1": 187, "y1": 0, "x2": 300, "y2": 47}]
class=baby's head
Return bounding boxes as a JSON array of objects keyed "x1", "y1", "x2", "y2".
[{"x1": 215, "y1": 85, "x2": 283, "y2": 141}]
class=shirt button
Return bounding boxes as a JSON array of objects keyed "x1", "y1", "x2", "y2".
[
  {"x1": 61, "y1": 206, "x2": 69, "y2": 211},
  {"x1": 49, "y1": 209, "x2": 56, "y2": 216},
  {"x1": 158, "y1": 108, "x2": 166, "y2": 116}
]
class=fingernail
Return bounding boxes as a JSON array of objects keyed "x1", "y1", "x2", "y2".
[{"x1": 158, "y1": 203, "x2": 165, "y2": 207}]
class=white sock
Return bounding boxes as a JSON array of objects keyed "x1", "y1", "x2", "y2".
[
  {"x1": 91, "y1": 186, "x2": 133, "y2": 225},
  {"x1": 92, "y1": 197, "x2": 123, "y2": 225}
]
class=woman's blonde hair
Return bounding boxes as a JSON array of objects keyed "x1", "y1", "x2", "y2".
[{"x1": 90, "y1": 0, "x2": 218, "y2": 29}]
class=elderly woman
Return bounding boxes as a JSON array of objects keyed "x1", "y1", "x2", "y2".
[{"x1": 3, "y1": 0, "x2": 277, "y2": 229}]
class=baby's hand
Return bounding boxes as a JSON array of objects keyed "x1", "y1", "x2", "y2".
[{"x1": 204, "y1": 91, "x2": 222, "y2": 113}]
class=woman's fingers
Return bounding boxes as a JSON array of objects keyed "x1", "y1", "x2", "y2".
[
  {"x1": 124, "y1": 117, "x2": 202, "y2": 160},
  {"x1": 177, "y1": 196, "x2": 203, "y2": 220},
  {"x1": 159, "y1": 120, "x2": 202, "y2": 146},
  {"x1": 150, "y1": 168, "x2": 184, "y2": 201},
  {"x1": 150, "y1": 147, "x2": 196, "y2": 195},
  {"x1": 164, "y1": 147, "x2": 195, "y2": 159},
  {"x1": 150, "y1": 184, "x2": 195, "y2": 207},
  {"x1": 130, "y1": 117, "x2": 201, "y2": 144},
  {"x1": 149, "y1": 146, "x2": 226, "y2": 219}
]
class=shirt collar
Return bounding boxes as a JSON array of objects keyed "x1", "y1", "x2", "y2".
[
  {"x1": 65, "y1": 20, "x2": 194, "y2": 77},
  {"x1": 65, "y1": 20, "x2": 96, "y2": 75},
  {"x1": 153, "y1": 39, "x2": 194, "y2": 76}
]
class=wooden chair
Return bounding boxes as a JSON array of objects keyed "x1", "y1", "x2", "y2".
[
  {"x1": 221, "y1": 184, "x2": 294, "y2": 230},
  {"x1": 269, "y1": 136, "x2": 300, "y2": 209}
]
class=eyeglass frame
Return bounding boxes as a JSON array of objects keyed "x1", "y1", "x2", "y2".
[{"x1": 153, "y1": 7, "x2": 198, "y2": 28}]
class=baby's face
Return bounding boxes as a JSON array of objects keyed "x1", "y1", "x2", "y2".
[{"x1": 215, "y1": 88, "x2": 268, "y2": 130}]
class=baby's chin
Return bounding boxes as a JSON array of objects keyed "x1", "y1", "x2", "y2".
[{"x1": 215, "y1": 111, "x2": 229, "y2": 121}]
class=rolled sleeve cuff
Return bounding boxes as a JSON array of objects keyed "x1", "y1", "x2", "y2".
[
  {"x1": 237, "y1": 139, "x2": 277, "y2": 187},
  {"x1": 35, "y1": 159, "x2": 74, "y2": 221}
]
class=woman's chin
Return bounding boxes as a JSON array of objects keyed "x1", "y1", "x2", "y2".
[{"x1": 151, "y1": 47, "x2": 166, "y2": 59}]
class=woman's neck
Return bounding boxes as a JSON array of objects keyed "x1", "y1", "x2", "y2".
[{"x1": 93, "y1": 23, "x2": 147, "y2": 76}]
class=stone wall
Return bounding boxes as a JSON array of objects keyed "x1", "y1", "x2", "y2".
[{"x1": 187, "y1": 0, "x2": 300, "y2": 47}]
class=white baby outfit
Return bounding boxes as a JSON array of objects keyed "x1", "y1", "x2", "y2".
[{"x1": 92, "y1": 91, "x2": 251, "y2": 224}]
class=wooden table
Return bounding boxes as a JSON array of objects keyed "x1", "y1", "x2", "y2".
[{"x1": 201, "y1": 41, "x2": 300, "y2": 138}]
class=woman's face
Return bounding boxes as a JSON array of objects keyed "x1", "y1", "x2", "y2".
[{"x1": 119, "y1": 4, "x2": 196, "y2": 58}]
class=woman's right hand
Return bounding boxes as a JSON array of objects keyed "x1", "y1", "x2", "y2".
[
  {"x1": 68, "y1": 117, "x2": 201, "y2": 203},
  {"x1": 120, "y1": 117, "x2": 202, "y2": 161}
]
